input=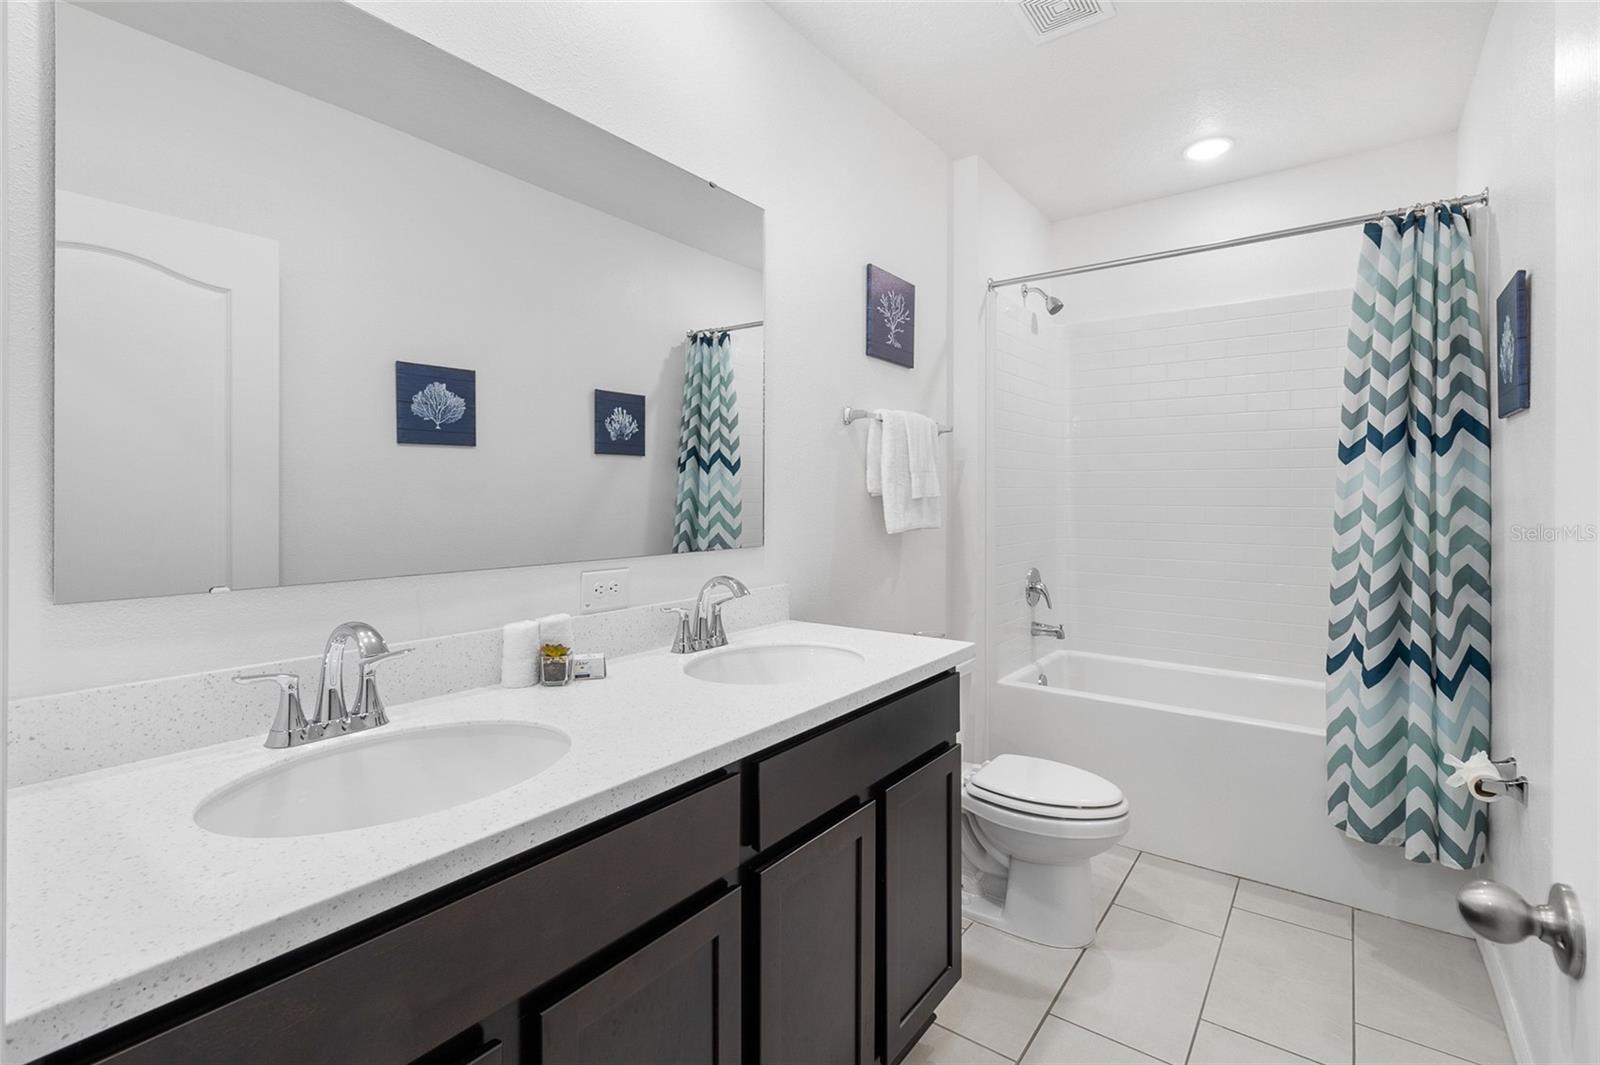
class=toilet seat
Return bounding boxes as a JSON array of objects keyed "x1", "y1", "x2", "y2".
[
  {"x1": 963, "y1": 789, "x2": 1131, "y2": 840},
  {"x1": 966, "y1": 754, "x2": 1127, "y2": 821}
]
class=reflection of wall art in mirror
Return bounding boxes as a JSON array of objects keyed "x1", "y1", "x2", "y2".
[
  {"x1": 1496, "y1": 270, "x2": 1530, "y2": 418},
  {"x1": 865, "y1": 264, "x2": 915, "y2": 368},
  {"x1": 595, "y1": 390, "x2": 647, "y2": 456},
  {"x1": 397, "y1": 361, "x2": 476, "y2": 446},
  {"x1": 52, "y1": 1, "x2": 764, "y2": 600}
]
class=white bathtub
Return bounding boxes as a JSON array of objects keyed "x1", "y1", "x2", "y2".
[{"x1": 991, "y1": 650, "x2": 1475, "y2": 933}]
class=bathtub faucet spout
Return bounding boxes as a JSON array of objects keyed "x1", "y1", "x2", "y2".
[{"x1": 1031, "y1": 621, "x2": 1066, "y2": 640}]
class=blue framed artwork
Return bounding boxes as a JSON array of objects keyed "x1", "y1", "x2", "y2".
[
  {"x1": 397, "y1": 361, "x2": 475, "y2": 446},
  {"x1": 1496, "y1": 270, "x2": 1530, "y2": 418},
  {"x1": 594, "y1": 389, "x2": 645, "y2": 456},
  {"x1": 865, "y1": 263, "x2": 915, "y2": 368}
]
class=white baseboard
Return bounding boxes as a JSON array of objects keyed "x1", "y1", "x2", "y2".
[{"x1": 1478, "y1": 939, "x2": 1533, "y2": 1065}]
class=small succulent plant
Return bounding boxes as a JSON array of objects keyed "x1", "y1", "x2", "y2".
[{"x1": 540, "y1": 643, "x2": 571, "y2": 659}]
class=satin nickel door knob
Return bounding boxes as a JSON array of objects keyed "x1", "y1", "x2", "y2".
[{"x1": 1458, "y1": 880, "x2": 1585, "y2": 978}]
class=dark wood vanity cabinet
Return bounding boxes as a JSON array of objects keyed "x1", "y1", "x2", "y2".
[
  {"x1": 755, "y1": 803, "x2": 878, "y2": 1065},
  {"x1": 54, "y1": 670, "x2": 960, "y2": 1065},
  {"x1": 537, "y1": 889, "x2": 743, "y2": 1064},
  {"x1": 881, "y1": 746, "x2": 963, "y2": 1064}
]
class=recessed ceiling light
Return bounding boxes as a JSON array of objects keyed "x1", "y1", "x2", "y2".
[{"x1": 1183, "y1": 136, "x2": 1234, "y2": 162}]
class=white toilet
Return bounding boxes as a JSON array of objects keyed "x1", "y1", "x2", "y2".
[{"x1": 961, "y1": 754, "x2": 1130, "y2": 948}]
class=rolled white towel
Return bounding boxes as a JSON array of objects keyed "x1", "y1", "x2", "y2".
[
  {"x1": 539, "y1": 612, "x2": 574, "y2": 650},
  {"x1": 501, "y1": 620, "x2": 540, "y2": 688}
]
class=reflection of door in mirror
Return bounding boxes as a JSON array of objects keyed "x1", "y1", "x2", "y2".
[{"x1": 53, "y1": 190, "x2": 281, "y2": 602}]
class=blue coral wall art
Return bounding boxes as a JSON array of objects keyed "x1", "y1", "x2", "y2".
[
  {"x1": 397, "y1": 361, "x2": 476, "y2": 446},
  {"x1": 1496, "y1": 270, "x2": 1530, "y2": 418},
  {"x1": 865, "y1": 264, "x2": 915, "y2": 368},
  {"x1": 594, "y1": 389, "x2": 646, "y2": 456}
]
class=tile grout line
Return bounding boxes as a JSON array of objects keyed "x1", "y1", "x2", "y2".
[
  {"x1": 1115, "y1": 899, "x2": 1228, "y2": 939},
  {"x1": 1230, "y1": 904, "x2": 1354, "y2": 943},
  {"x1": 1014, "y1": 850, "x2": 1140, "y2": 1063},
  {"x1": 926, "y1": 1022, "x2": 1019, "y2": 1064},
  {"x1": 1353, "y1": 1022, "x2": 1483, "y2": 1065},
  {"x1": 929, "y1": 1026, "x2": 1019, "y2": 1063},
  {"x1": 1350, "y1": 904, "x2": 1356, "y2": 1065},
  {"x1": 1183, "y1": 878, "x2": 1240, "y2": 1065},
  {"x1": 1202, "y1": 1020, "x2": 1322, "y2": 1064},
  {"x1": 1062, "y1": 1019, "x2": 1176, "y2": 1065}
]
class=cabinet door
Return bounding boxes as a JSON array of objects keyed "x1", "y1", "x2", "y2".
[
  {"x1": 882, "y1": 746, "x2": 962, "y2": 1065},
  {"x1": 756, "y1": 802, "x2": 877, "y2": 1064},
  {"x1": 539, "y1": 889, "x2": 742, "y2": 1065}
]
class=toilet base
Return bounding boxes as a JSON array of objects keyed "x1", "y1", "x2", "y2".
[{"x1": 959, "y1": 856, "x2": 1097, "y2": 948}]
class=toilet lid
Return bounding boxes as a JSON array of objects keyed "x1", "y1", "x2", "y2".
[{"x1": 968, "y1": 754, "x2": 1124, "y2": 816}]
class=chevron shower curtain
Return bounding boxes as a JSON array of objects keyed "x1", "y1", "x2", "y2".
[
  {"x1": 672, "y1": 332, "x2": 743, "y2": 552},
  {"x1": 1325, "y1": 206, "x2": 1492, "y2": 869}
]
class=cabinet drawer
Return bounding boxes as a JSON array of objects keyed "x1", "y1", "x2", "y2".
[
  {"x1": 96, "y1": 774, "x2": 741, "y2": 1065},
  {"x1": 753, "y1": 672, "x2": 958, "y2": 850},
  {"x1": 538, "y1": 889, "x2": 741, "y2": 1065}
]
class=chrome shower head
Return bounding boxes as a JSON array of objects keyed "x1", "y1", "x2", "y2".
[{"x1": 1021, "y1": 284, "x2": 1064, "y2": 315}]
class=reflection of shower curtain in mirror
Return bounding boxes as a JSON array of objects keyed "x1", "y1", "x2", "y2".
[{"x1": 673, "y1": 332, "x2": 743, "y2": 552}]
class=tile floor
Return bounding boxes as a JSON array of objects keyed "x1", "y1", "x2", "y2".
[{"x1": 908, "y1": 848, "x2": 1513, "y2": 1065}]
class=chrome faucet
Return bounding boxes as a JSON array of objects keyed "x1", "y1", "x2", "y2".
[
  {"x1": 1024, "y1": 567, "x2": 1053, "y2": 609},
  {"x1": 1025, "y1": 568, "x2": 1064, "y2": 639},
  {"x1": 665, "y1": 575, "x2": 751, "y2": 653},
  {"x1": 235, "y1": 621, "x2": 411, "y2": 749}
]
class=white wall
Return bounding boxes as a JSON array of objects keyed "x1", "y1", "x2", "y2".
[
  {"x1": 1049, "y1": 134, "x2": 1460, "y2": 320},
  {"x1": 949, "y1": 156, "x2": 1056, "y2": 755},
  {"x1": 1058, "y1": 291, "x2": 1348, "y2": 680},
  {"x1": 57, "y1": 6, "x2": 764, "y2": 587},
  {"x1": 6, "y1": 1, "x2": 951, "y2": 697}
]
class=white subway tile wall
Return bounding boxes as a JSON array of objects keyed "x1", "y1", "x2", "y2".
[
  {"x1": 992, "y1": 290, "x2": 1349, "y2": 681},
  {"x1": 991, "y1": 294, "x2": 1071, "y2": 677}
]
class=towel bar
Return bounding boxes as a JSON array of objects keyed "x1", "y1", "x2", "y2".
[{"x1": 842, "y1": 406, "x2": 953, "y2": 435}]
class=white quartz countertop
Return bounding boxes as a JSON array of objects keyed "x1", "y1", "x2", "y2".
[{"x1": 4, "y1": 621, "x2": 972, "y2": 1062}]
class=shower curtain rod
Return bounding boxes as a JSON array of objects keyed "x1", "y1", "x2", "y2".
[
  {"x1": 987, "y1": 188, "x2": 1490, "y2": 290},
  {"x1": 686, "y1": 319, "x2": 764, "y2": 338}
]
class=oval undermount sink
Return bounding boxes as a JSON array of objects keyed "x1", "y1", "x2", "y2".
[
  {"x1": 683, "y1": 643, "x2": 866, "y2": 685},
  {"x1": 195, "y1": 721, "x2": 571, "y2": 838}
]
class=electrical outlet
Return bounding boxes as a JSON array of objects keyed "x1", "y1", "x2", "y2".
[{"x1": 579, "y1": 568, "x2": 630, "y2": 614}]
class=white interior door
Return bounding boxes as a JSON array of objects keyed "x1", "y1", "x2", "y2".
[
  {"x1": 1544, "y1": 5, "x2": 1600, "y2": 1058},
  {"x1": 54, "y1": 190, "x2": 280, "y2": 602}
]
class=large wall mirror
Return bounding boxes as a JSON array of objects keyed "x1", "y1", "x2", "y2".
[{"x1": 52, "y1": 1, "x2": 764, "y2": 604}]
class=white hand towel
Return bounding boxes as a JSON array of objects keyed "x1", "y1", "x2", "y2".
[
  {"x1": 878, "y1": 410, "x2": 942, "y2": 534},
  {"x1": 866, "y1": 409, "x2": 886, "y2": 497},
  {"x1": 904, "y1": 412, "x2": 942, "y2": 500},
  {"x1": 500, "y1": 620, "x2": 540, "y2": 688},
  {"x1": 539, "y1": 612, "x2": 574, "y2": 650}
]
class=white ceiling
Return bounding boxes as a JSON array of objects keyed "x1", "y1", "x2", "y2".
[{"x1": 767, "y1": 0, "x2": 1495, "y2": 220}]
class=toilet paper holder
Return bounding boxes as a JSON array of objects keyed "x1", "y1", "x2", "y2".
[{"x1": 1476, "y1": 756, "x2": 1529, "y2": 804}]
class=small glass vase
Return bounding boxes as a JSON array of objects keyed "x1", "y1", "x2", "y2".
[{"x1": 541, "y1": 654, "x2": 573, "y2": 687}]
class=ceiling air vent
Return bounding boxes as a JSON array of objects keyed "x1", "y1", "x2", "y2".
[{"x1": 1015, "y1": 0, "x2": 1116, "y2": 43}]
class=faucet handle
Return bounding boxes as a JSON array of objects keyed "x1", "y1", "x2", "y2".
[
  {"x1": 662, "y1": 607, "x2": 695, "y2": 654},
  {"x1": 706, "y1": 599, "x2": 738, "y2": 649},
  {"x1": 235, "y1": 672, "x2": 309, "y2": 749},
  {"x1": 354, "y1": 647, "x2": 411, "y2": 726},
  {"x1": 359, "y1": 647, "x2": 412, "y2": 669}
]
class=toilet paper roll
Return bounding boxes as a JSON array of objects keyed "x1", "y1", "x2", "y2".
[
  {"x1": 501, "y1": 620, "x2": 540, "y2": 688},
  {"x1": 539, "y1": 612, "x2": 574, "y2": 649},
  {"x1": 1444, "y1": 751, "x2": 1503, "y2": 802}
]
